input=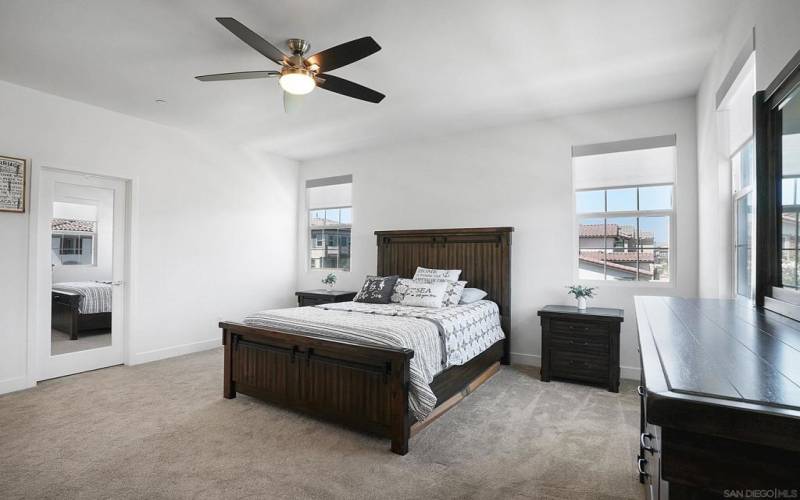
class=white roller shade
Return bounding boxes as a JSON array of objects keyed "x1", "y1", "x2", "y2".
[
  {"x1": 572, "y1": 143, "x2": 676, "y2": 191},
  {"x1": 718, "y1": 53, "x2": 756, "y2": 155},
  {"x1": 307, "y1": 176, "x2": 352, "y2": 209}
]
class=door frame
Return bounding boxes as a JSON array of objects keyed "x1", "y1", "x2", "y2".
[{"x1": 26, "y1": 165, "x2": 134, "y2": 385}]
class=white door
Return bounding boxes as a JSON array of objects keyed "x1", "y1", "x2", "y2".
[{"x1": 36, "y1": 169, "x2": 127, "y2": 380}]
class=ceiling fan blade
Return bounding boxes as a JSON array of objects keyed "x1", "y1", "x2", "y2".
[
  {"x1": 216, "y1": 17, "x2": 287, "y2": 66},
  {"x1": 195, "y1": 71, "x2": 279, "y2": 82},
  {"x1": 317, "y1": 73, "x2": 385, "y2": 103},
  {"x1": 283, "y1": 92, "x2": 303, "y2": 113},
  {"x1": 306, "y1": 37, "x2": 381, "y2": 72}
]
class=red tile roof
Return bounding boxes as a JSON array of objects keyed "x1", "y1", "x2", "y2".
[
  {"x1": 580, "y1": 250, "x2": 655, "y2": 263},
  {"x1": 579, "y1": 224, "x2": 655, "y2": 242},
  {"x1": 51, "y1": 218, "x2": 95, "y2": 233},
  {"x1": 579, "y1": 251, "x2": 655, "y2": 277}
]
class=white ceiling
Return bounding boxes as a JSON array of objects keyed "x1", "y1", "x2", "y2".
[{"x1": 0, "y1": 0, "x2": 738, "y2": 161}]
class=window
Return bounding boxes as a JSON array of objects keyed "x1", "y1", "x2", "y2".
[
  {"x1": 733, "y1": 141, "x2": 754, "y2": 296},
  {"x1": 306, "y1": 176, "x2": 352, "y2": 271},
  {"x1": 719, "y1": 51, "x2": 756, "y2": 299},
  {"x1": 576, "y1": 186, "x2": 672, "y2": 282},
  {"x1": 572, "y1": 136, "x2": 676, "y2": 283}
]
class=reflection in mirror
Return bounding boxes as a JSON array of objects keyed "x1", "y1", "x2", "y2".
[
  {"x1": 50, "y1": 196, "x2": 113, "y2": 355},
  {"x1": 780, "y1": 89, "x2": 800, "y2": 290}
]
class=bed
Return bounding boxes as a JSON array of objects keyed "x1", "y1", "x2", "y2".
[
  {"x1": 219, "y1": 227, "x2": 512, "y2": 454},
  {"x1": 52, "y1": 281, "x2": 112, "y2": 340}
]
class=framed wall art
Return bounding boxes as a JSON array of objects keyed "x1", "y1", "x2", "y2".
[{"x1": 0, "y1": 155, "x2": 27, "y2": 213}]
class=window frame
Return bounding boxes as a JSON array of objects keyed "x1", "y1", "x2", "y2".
[
  {"x1": 574, "y1": 181, "x2": 676, "y2": 287},
  {"x1": 732, "y1": 139, "x2": 755, "y2": 299},
  {"x1": 308, "y1": 204, "x2": 352, "y2": 272}
]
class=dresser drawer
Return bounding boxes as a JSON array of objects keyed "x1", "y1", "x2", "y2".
[
  {"x1": 550, "y1": 319, "x2": 609, "y2": 336},
  {"x1": 550, "y1": 331, "x2": 609, "y2": 355},
  {"x1": 550, "y1": 350, "x2": 608, "y2": 381}
]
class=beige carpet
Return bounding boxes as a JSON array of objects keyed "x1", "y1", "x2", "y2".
[{"x1": 0, "y1": 348, "x2": 645, "y2": 500}]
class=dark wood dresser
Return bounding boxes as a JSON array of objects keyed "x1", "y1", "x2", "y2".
[
  {"x1": 537, "y1": 305, "x2": 623, "y2": 392},
  {"x1": 636, "y1": 296, "x2": 800, "y2": 499},
  {"x1": 295, "y1": 289, "x2": 357, "y2": 307}
]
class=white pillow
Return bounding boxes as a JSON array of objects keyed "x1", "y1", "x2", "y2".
[
  {"x1": 390, "y1": 278, "x2": 414, "y2": 303},
  {"x1": 459, "y1": 288, "x2": 488, "y2": 304},
  {"x1": 400, "y1": 281, "x2": 448, "y2": 308},
  {"x1": 413, "y1": 267, "x2": 461, "y2": 282}
]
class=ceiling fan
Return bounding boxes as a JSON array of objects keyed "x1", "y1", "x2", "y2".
[{"x1": 196, "y1": 17, "x2": 385, "y2": 112}]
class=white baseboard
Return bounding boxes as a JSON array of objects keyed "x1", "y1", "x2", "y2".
[
  {"x1": 509, "y1": 351, "x2": 641, "y2": 381},
  {"x1": 510, "y1": 352, "x2": 541, "y2": 366},
  {"x1": 129, "y1": 338, "x2": 220, "y2": 365},
  {"x1": 620, "y1": 366, "x2": 641, "y2": 381},
  {"x1": 0, "y1": 376, "x2": 34, "y2": 395}
]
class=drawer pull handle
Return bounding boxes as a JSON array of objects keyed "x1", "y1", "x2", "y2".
[
  {"x1": 567, "y1": 340, "x2": 591, "y2": 346},
  {"x1": 640, "y1": 433, "x2": 656, "y2": 453},
  {"x1": 637, "y1": 385, "x2": 645, "y2": 396},
  {"x1": 567, "y1": 325, "x2": 590, "y2": 332},
  {"x1": 637, "y1": 457, "x2": 649, "y2": 476}
]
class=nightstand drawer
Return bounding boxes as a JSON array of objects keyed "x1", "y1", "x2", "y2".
[
  {"x1": 550, "y1": 319, "x2": 608, "y2": 336},
  {"x1": 550, "y1": 332, "x2": 609, "y2": 355},
  {"x1": 296, "y1": 290, "x2": 357, "y2": 307},
  {"x1": 299, "y1": 297, "x2": 327, "y2": 307},
  {"x1": 550, "y1": 350, "x2": 608, "y2": 381}
]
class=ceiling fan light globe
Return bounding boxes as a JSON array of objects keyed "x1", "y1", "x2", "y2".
[{"x1": 279, "y1": 71, "x2": 315, "y2": 95}]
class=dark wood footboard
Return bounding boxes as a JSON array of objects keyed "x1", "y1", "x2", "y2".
[
  {"x1": 221, "y1": 321, "x2": 414, "y2": 454},
  {"x1": 52, "y1": 290, "x2": 112, "y2": 340}
]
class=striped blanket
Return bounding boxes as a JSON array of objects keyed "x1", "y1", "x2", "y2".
[
  {"x1": 243, "y1": 300, "x2": 504, "y2": 420},
  {"x1": 52, "y1": 281, "x2": 113, "y2": 314}
]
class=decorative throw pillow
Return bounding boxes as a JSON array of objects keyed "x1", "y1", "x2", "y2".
[
  {"x1": 441, "y1": 280, "x2": 467, "y2": 307},
  {"x1": 459, "y1": 288, "x2": 488, "y2": 304},
  {"x1": 413, "y1": 267, "x2": 462, "y2": 282},
  {"x1": 390, "y1": 278, "x2": 414, "y2": 303},
  {"x1": 400, "y1": 281, "x2": 448, "y2": 308},
  {"x1": 354, "y1": 275, "x2": 399, "y2": 304}
]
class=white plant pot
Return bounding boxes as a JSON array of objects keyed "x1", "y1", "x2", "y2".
[{"x1": 577, "y1": 296, "x2": 588, "y2": 310}]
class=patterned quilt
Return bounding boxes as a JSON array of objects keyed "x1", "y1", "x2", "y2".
[
  {"x1": 52, "y1": 281, "x2": 113, "y2": 314},
  {"x1": 242, "y1": 300, "x2": 504, "y2": 420}
]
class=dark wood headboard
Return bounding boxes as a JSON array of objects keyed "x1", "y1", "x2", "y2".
[{"x1": 374, "y1": 227, "x2": 513, "y2": 364}]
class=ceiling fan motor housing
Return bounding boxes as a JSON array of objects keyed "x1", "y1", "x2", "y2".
[{"x1": 287, "y1": 38, "x2": 310, "y2": 55}]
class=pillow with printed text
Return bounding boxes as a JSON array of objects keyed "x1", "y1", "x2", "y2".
[{"x1": 400, "y1": 281, "x2": 448, "y2": 308}]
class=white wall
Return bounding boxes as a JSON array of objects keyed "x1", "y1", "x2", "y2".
[
  {"x1": 697, "y1": 0, "x2": 800, "y2": 298},
  {"x1": 297, "y1": 97, "x2": 699, "y2": 378},
  {"x1": 52, "y1": 186, "x2": 113, "y2": 283},
  {"x1": 0, "y1": 80, "x2": 298, "y2": 394}
]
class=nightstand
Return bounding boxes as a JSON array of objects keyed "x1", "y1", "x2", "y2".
[
  {"x1": 295, "y1": 289, "x2": 357, "y2": 307},
  {"x1": 537, "y1": 305, "x2": 624, "y2": 392}
]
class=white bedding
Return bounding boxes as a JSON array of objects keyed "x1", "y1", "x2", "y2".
[
  {"x1": 243, "y1": 300, "x2": 504, "y2": 420},
  {"x1": 52, "y1": 281, "x2": 112, "y2": 314}
]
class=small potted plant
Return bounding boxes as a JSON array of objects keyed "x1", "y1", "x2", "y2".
[
  {"x1": 321, "y1": 272, "x2": 337, "y2": 290},
  {"x1": 567, "y1": 285, "x2": 596, "y2": 311}
]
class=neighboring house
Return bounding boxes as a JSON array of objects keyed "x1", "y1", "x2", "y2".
[
  {"x1": 51, "y1": 218, "x2": 96, "y2": 266},
  {"x1": 309, "y1": 216, "x2": 351, "y2": 270},
  {"x1": 578, "y1": 223, "x2": 659, "y2": 280}
]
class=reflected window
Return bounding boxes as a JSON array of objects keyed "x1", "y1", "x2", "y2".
[
  {"x1": 51, "y1": 216, "x2": 96, "y2": 266},
  {"x1": 779, "y1": 89, "x2": 800, "y2": 288}
]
